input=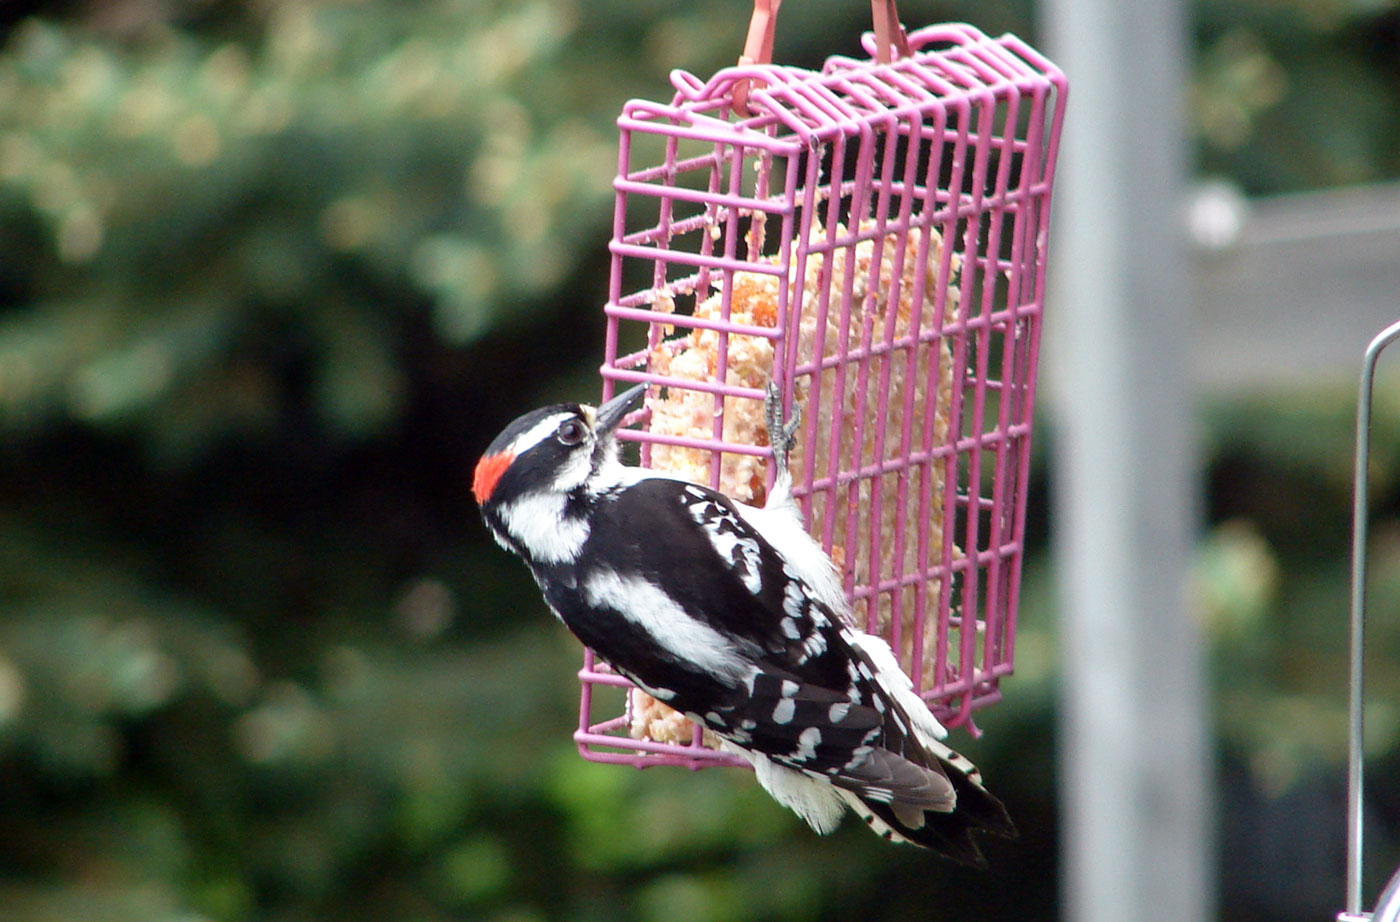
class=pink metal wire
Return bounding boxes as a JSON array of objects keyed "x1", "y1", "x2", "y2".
[{"x1": 582, "y1": 23, "x2": 1067, "y2": 768}]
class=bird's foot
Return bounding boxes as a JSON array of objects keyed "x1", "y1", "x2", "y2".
[{"x1": 764, "y1": 381, "x2": 801, "y2": 478}]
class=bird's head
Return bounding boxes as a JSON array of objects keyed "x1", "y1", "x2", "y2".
[{"x1": 472, "y1": 384, "x2": 646, "y2": 514}]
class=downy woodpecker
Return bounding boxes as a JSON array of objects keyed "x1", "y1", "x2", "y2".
[{"x1": 472, "y1": 383, "x2": 1014, "y2": 863}]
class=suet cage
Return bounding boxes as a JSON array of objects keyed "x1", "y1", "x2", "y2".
[{"x1": 575, "y1": 7, "x2": 1067, "y2": 769}]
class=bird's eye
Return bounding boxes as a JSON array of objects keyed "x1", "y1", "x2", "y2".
[{"x1": 556, "y1": 418, "x2": 588, "y2": 446}]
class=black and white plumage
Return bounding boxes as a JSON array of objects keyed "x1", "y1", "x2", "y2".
[{"x1": 472, "y1": 383, "x2": 1014, "y2": 864}]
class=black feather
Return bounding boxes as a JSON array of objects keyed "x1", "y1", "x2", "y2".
[{"x1": 497, "y1": 463, "x2": 1014, "y2": 863}]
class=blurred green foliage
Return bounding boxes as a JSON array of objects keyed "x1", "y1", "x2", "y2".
[
  {"x1": 0, "y1": 0, "x2": 1397, "y2": 920},
  {"x1": 1193, "y1": 0, "x2": 1400, "y2": 193}
]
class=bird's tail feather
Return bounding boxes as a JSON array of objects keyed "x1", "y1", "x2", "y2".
[{"x1": 842, "y1": 740, "x2": 1016, "y2": 865}]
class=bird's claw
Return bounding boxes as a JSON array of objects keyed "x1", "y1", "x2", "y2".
[{"x1": 764, "y1": 381, "x2": 801, "y2": 477}]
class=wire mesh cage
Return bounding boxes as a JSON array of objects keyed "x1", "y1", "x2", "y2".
[{"x1": 576, "y1": 22, "x2": 1067, "y2": 768}]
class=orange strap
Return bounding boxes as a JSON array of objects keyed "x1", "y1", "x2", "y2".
[
  {"x1": 868, "y1": 0, "x2": 911, "y2": 63},
  {"x1": 732, "y1": 0, "x2": 908, "y2": 116}
]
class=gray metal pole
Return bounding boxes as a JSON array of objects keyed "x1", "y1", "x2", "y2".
[
  {"x1": 1038, "y1": 0, "x2": 1213, "y2": 920},
  {"x1": 1342, "y1": 319, "x2": 1400, "y2": 922}
]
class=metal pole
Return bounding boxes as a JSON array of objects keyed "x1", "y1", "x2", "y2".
[
  {"x1": 1039, "y1": 0, "x2": 1212, "y2": 920},
  {"x1": 1341, "y1": 318, "x2": 1400, "y2": 921}
]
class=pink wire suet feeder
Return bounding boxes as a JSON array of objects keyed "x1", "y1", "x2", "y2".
[{"x1": 577, "y1": 4, "x2": 1067, "y2": 769}]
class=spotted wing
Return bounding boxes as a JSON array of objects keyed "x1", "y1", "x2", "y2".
[{"x1": 578, "y1": 478, "x2": 937, "y2": 789}]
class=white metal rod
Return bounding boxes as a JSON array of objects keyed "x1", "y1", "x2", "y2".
[{"x1": 1346, "y1": 318, "x2": 1400, "y2": 919}]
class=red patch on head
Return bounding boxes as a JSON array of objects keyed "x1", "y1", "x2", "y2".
[{"x1": 472, "y1": 451, "x2": 514, "y2": 505}]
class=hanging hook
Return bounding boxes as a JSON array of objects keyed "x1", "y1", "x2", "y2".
[
  {"x1": 732, "y1": 0, "x2": 783, "y2": 118},
  {"x1": 869, "y1": 0, "x2": 911, "y2": 64},
  {"x1": 730, "y1": 0, "x2": 908, "y2": 118}
]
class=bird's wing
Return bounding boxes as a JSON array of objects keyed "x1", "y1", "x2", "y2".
[{"x1": 578, "y1": 476, "x2": 946, "y2": 796}]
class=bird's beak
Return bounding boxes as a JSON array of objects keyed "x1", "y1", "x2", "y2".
[{"x1": 594, "y1": 383, "x2": 646, "y2": 436}]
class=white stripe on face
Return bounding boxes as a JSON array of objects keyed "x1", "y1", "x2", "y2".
[
  {"x1": 498, "y1": 491, "x2": 589, "y2": 563},
  {"x1": 506, "y1": 412, "x2": 575, "y2": 458}
]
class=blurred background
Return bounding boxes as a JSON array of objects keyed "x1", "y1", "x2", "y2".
[{"x1": 0, "y1": 1, "x2": 1397, "y2": 920}]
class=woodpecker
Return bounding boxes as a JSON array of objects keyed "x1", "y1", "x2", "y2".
[{"x1": 472, "y1": 383, "x2": 1014, "y2": 863}]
